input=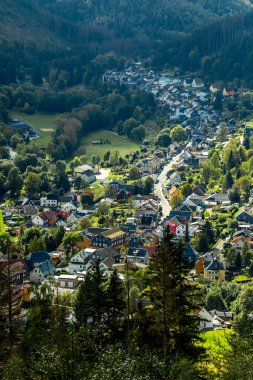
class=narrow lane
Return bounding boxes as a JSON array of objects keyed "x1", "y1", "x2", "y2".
[{"x1": 154, "y1": 153, "x2": 181, "y2": 219}]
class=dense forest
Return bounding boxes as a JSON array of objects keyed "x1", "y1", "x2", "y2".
[
  {"x1": 155, "y1": 11, "x2": 253, "y2": 87},
  {"x1": 1, "y1": 0, "x2": 253, "y2": 87}
]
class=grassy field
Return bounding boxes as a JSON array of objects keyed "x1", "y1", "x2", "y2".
[
  {"x1": 200, "y1": 329, "x2": 232, "y2": 376},
  {"x1": 78, "y1": 130, "x2": 139, "y2": 161},
  {"x1": 202, "y1": 329, "x2": 231, "y2": 352},
  {"x1": 0, "y1": 210, "x2": 6, "y2": 233},
  {"x1": 14, "y1": 113, "x2": 59, "y2": 147}
]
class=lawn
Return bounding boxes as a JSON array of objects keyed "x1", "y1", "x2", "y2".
[
  {"x1": 90, "y1": 182, "x2": 105, "y2": 202},
  {"x1": 200, "y1": 329, "x2": 232, "y2": 376},
  {"x1": 0, "y1": 210, "x2": 6, "y2": 233},
  {"x1": 14, "y1": 113, "x2": 59, "y2": 147},
  {"x1": 202, "y1": 329, "x2": 231, "y2": 353},
  {"x1": 78, "y1": 130, "x2": 139, "y2": 161}
]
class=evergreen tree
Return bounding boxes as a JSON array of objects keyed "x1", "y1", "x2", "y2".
[
  {"x1": 143, "y1": 229, "x2": 203, "y2": 375},
  {"x1": 243, "y1": 136, "x2": 250, "y2": 150},
  {"x1": 227, "y1": 150, "x2": 236, "y2": 170},
  {"x1": 202, "y1": 220, "x2": 215, "y2": 247},
  {"x1": 223, "y1": 171, "x2": 233, "y2": 190},
  {"x1": 106, "y1": 270, "x2": 126, "y2": 342},
  {"x1": 74, "y1": 262, "x2": 106, "y2": 327},
  {"x1": 213, "y1": 92, "x2": 223, "y2": 111},
  {"x1": 241, "y1": 243, "x2": 251, "y2": 268},
  {"x1": 234, "y1": 252, "x2": 242, "y2": 270}
]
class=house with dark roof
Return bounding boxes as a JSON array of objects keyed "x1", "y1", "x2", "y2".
[
  {"x1": 74, "y1": 165, "x2": 96, "y2": 183},
  {"x1": 26, "y1": 251, "x2": 55, "y2": 283},
  {"x1": 92, "y1": 227, "x2": 128, "y2": 248},
  {"x1": 168, "y1": 210, "x2": 192, "y2": 223},
  {"x1": 204, "y1": 258, "x2": 226, "y2": 281},
  {"x1": 236, "y1": 211, "x2": 253, "y2": 225},
  {"x1": 128, "y1": 236, "x2": 144, "y2": 248},
  {"x1": 30, "y1": 261, "x2": 55, "y2": 283},
  {"x1": 26, "y1": 251, "x2": 51, "y2": 270},
  {"x1": 205, "y1": 193, "x2": 230, "y2": 205},
  {"x1": 127, "y1": 248, "x2": 149, "y2": 265},
  {"x1": 68, "y1": 248, "x2": 99, "y2": 274},
  {"x1": 183, "y1": 243, "x2": 198, "y2": 264}
]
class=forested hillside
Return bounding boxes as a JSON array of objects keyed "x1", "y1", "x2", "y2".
[
  {"x1": 36, "y1": 0, "x2": 249, "y2": 35},
  {"x1": 155, "y1": 11, "x2": 253, "y2": 87},
  {"x1": 0, "y1": 0, "x2": 249, "y2": 49}
]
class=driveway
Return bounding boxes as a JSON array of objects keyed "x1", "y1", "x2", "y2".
[{"x1": 95, "y1": 169, "x2": 110, "y2": 181}]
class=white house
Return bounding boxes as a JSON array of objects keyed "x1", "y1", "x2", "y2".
[
  {"x1": 198, "y1": 308, "x2": 214, "y2": 330},
  {"x1": 66, "y1": 213, "x2": 78, "y2": 225},
  {"x1": 168, "y1": 172, "x2": 181, "y2": 186},
  {"x1": 74, "y1": 165, "x2": 96, "y2": 183},
  {"x1": 30, "y1": 261, "x2": 55, "y2": 284},
  {"x1": 60, "y1": 202, "x2": 77, "y2": 213},
  {"x1": 58, "y1": 274, "x2": 79, "y2": 288},
  {"x1": 99, "y1": 198, "x2": 115, "y2": 207},
  {"x1": 40, "y1": 195, "x2": 58, "y2": 208},
  {"x1": 136, "y1": 156, "x2": 161, "y2": 175},
  {"x1": 68, "y1": 248, "x2": 97, "y2": 274},
  {"x1": 192, "y1": 78, "x2": 204, "y2": 88},
  {"x1": 176, "y1": 224, "x2": 198, "y2": 238},
  {"x1": 127, "y1": 248, "x2": 149, "y2": 265},
  {"x1": 32, "y1": 215, "x2": 45, "y2": 227}
]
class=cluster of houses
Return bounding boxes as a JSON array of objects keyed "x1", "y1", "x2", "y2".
[{"x1": 103, "y1": 61, "x2": 225, "y2": 137}]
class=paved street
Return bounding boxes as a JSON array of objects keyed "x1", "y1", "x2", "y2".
[{"x1": 154, "y1": 153, "x2": 181, "y2": 218}]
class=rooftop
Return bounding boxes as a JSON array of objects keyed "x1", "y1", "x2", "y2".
[{"x1": 102, "y1": 227, "x2": 126, "y2": 240}]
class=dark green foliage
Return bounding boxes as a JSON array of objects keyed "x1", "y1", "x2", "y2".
[
  {"x1": 213, "y1": 92, "x2": 223, "y2": 111},
  {"x1": 142, "y1": 229, "x2": 204, "y2": 370},
  {"x1": 156, "y1": 133, "x2": 171, "y2": 148},
  {"x1": 74, "y1": 263, "x2": 106, "y2": 326},
  {"x1": 106, "y1": 270, "x2": 126, "y2": 342},
  {"x1": 223, "y1": 171, "x2": 233, "y2": 190},
  {"x1": 206, "y1": 287, "x2": 227, "y2": 311}
]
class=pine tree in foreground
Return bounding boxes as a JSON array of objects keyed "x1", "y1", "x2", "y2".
[{"x1": 142, "y1": 228, "x2": 204, "y2": 376}]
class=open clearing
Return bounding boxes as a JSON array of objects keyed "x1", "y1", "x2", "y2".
[
  {"x1": 14, "y1": 113, "x2": 59, "y2": 147},
  {"x1": 200, "y1": 329, "x2": 232, "y2": 376},
  {"x1": 79, "y1": 130, "x2": 139, "y2": 161},
  {"x1": 0, "y1": 210, "x2": 6, "y2": 233}
]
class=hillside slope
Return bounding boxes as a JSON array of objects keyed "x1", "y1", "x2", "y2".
[
  {"x1": 39, "y1": 0, "x2": 249, "y2": 34},
  {"x1": 0, "y1": 0, "x2": 250, "y2": 45}
]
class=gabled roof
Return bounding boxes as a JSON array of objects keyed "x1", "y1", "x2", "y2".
[
  {"x1": 47, "y1": 194, "x2": 58, "y2": 200},
  {"x1": 26, "y1": 251, "x2": 51, "y2": 270},
  {"x1": 128, "y1": 248, "x2": 148, "y2": 258},
  {"x1": 40, "y1": 211, "x2": 57, "y2": 220},
  {"x1": 210, "y1": 310, "x2": 234, "y2": 319},
  {"x1": 101, "y1": 227, "x2": 126, "y2": 240},
  {"x1": 184, "y1": 243, "x2": 198, "y2": 262},
  {"x1": 83, "y1": 169, "x2": 95, "y2": 176},
  {"x1": 74, "y1": 165, "x2": 93, "y2": 173},
  {"x1": 85, "y1": 227, "x2": 109, "y2": 237},
  {"x1": 177, "y1": 204, "x2": 193, "y2": 213},
  {"x1": 101, "y1": 256, "x2": 115, "y2": 268},
  {"x1": 206, "y1": 193, "x2": 229, "y2": 202},
  {"x1": 169, "y1": 210, "x2": 192, "y2": 222},
  {"x1": 38, "y1": 261, "x2": 55, "y2": 276},
  {"x1": 205, "y1": 258, "x2": 225, "y2": 271},
  {"x1": 168, "y1": 216, "x2": 182, "y2": 227},
  {"x1": 97, "y1": 247, "x2": 120, "y2": 259}
]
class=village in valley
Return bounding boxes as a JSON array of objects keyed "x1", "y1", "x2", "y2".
[{"x1": 2, "y1": 60, "x2": 253, "y2": 334}]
